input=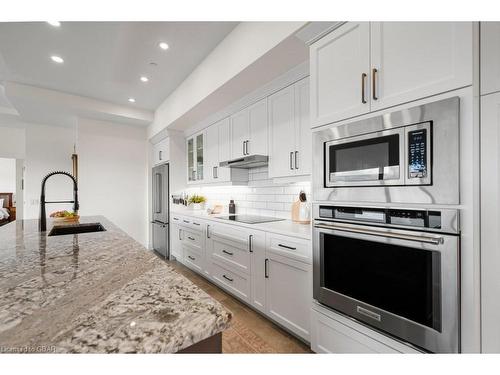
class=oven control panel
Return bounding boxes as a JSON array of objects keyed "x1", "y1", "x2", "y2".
[{"x1": 319, "y1": 205, "x2": 442, "y2": 229}]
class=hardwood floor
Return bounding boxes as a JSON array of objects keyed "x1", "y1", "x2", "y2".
[{"x1": 167, "y1": 259, "x2": 312, "y2": 354}]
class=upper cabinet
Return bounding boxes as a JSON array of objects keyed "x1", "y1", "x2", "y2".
[
  {"x1": 186, "y1": 131, "x2": 205, "y2": 184},
  {"x1": 152, "y1": 137, "x2": 170, "y2": 166},
  {"x1": 310, "y1": 22, "x2": 473, "y2": 127},
  {"x1": 310, "y1": 22, "x2": 371, "y2": 127},
  {"x1": 230, "y1": 98, "x2": 268, "y2": 159},
  {"x1": 268, "y1": 78, "x2": 311, "y2": 178},
  {"x1": 370, "y1": 22, "x2": 472, "y2": 111},
  {"x1": 481, "y1": 22, "x2": 500, "y2": 96}
]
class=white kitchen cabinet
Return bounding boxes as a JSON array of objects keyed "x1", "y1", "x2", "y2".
[
  {"x1": 249, "y1": 231, "x2": 267, "y2": 314},
  {"x1": 268, "y1": 78, "x2": 311, "y2": 178},
  {"x1": 204, "y1": 122, "x2": 219, "y2": 184},
  {"x1": 310, "y1": 22, "x2": 473, "y2": 128},
  {"x1": 230, "y1": 98, "x2": 268, "y2": 159},
  {"x1": 265, "y1": 250, "x2": 312, "y2": 341},
  {"x1": 294, "y1": 78, "x2": 312, "y2": 175},
  {"x1": 480, "y1": 92, "x2": 500, "y2": 352},
  {"x1": 268, "y1": 84, "x2": 296, "y2": 177},
  {"x1": 153, "y1": 137, "x2": 169, "y2": 165},
  {"x1": 481, "y1": 22, "x2": 500, "y2": 96},
  {"x1": 310, "y1": 304, "x2": 421, "y2": 353},
  {"x1": 310, "y1": 22, "x2": 371, "y2": 127},
  {"x1": 217, "y1": 117, "x2": 232, "y2": 181},
  {"x1": 370, "y1": 22, "x2": 472, "y2": 111},
  {"x1": 169, "y1": 218, "x2": 183, "y2": 260},
  {"x1": 186, "y1": 131, "x2": 205, "y2": 184}
]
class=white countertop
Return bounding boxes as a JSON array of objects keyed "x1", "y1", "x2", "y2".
[{"x1": 170, "y1": 206, "x2": 311, "y2": 240}]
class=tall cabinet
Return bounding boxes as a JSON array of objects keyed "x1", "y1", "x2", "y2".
[
  {"x1": 268, "y1": 78, "x2": 311, "y2": 178},
  {"x1": 186, "y1": 131, "x2": 205, "y2": 183}
]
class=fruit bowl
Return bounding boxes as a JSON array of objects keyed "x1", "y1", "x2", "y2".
[{"x1": 50, "y1": 211, "x2": 80, "y2": 223}]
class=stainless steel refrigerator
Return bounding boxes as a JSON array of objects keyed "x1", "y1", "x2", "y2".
[{"x1": 152, "y1": 163, "x2": 169, "y2": 258}]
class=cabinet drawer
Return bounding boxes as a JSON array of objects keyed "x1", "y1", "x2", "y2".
[
  {"x1": 266, "y1": 233, "x2": 311, "y2": 263},
  {"x1": 211, "y1": 239, "x2": 250, "y2": 274},
  {"x1": 178, "y1": 216, "x2": 204, "y2": 233},
  {"x1": 182, "y1": 229, "x2": 203, "y2": 253},
  {"x1": 208, "y1": 223, "x2": 250, "y2": 250},
  {"x1": 211, "y1": 261, "x2": 250, "y2": 302},
  {"x1": 184, "y1": 247, "x2": 203, "y2": 273}
]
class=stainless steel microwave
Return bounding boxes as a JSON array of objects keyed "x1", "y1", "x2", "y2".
[
  {"x1": 313, "y1": 97, "x2": 460, "y2": 205},
  {"x1": 325, "y1": 122, "x2": 431, "y2": 187}
]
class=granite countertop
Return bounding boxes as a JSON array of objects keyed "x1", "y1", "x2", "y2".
[
  {"x1": 171, "y1": 206, "x2": 312, "y2": 240},
  {"x1": 0, "y1": 216, "x2": 231, "y2": 353}
]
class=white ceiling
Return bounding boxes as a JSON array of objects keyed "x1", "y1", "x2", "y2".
[{"x1": 0, "y1": 22, "x2": 238, "y2": 110}]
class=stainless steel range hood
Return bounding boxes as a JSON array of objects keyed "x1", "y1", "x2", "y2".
[{"x1": 219, "y1": 155, "x2": 268, "y2": 168}]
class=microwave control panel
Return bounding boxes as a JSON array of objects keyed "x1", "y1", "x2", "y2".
[{"x1": 408, "y1": 128, "x2": 428, "y2": 178}]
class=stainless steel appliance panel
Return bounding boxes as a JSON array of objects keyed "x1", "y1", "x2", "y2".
[
  {"x1": 152, "y1": 222, "x2": 169, "y2": 258},
  {"x1": 152, "y1": 164, "x2": 169, "y2": 224},
  {"x1": 313, "y1": 97, "x2": 459, "y2": 204}
]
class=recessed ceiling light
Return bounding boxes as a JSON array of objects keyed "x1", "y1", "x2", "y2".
[
  {"x1": 128, "y1": 98, "x2": 136, "y2": 103},
  {"x1": 47, "y1": 21, "x2": 61, "y2": 27},
  {"x1": 140, "y1": 76, "x2": 149, "y2": 83},
  {"x1": 158, "y1": 42, "x2": 169, "y2": 50},
  {"x1": 50, "y1": 55, "x2": 64, "y2": 64}
]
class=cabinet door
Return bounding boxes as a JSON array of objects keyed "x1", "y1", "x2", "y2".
[
  {"x1": 195, "y1": 132, "x2": 204, "y2": 181},
  {"x1": 481, "y1": 92, "x2": 500, "y2": 352},
  {"x1": 268, "y1": 85, "x2": 296, "y2": 178},
  {"x1": 294, "y1": 79, "x2": 311, "y2": 175},
  {"x1": 187, "y1": 137, "x2": 195, "y2": 183},
  {"x1": 204, "y1": 124, "x2": 219, "y2": 183},
  {"x1": 217, "y1": 117, "x2": 231, "y2": 182},
  {"x1": 310, "y1": 22, "x2": 370, "y2": 127},
  {"x1": 266, "y1": 251, "x2": 312, "y2": 341},
  {"x1": 247, "y1": 98, "x2": 268, "y2": 156},
  {"x1": 153, "y1": 142, "x2": 161, "y2": 165},
  {"x1": 481, "y1": 22, "x2": 500, "y2": 96},
  {"x1": 230, "y1": 109, "x2": 248, "y2": 159},
  {"x1": 169, "y1": 222, "x2": 183, "y2": 260},
  {"x1": 249, "y1": 231, "x2": 267, "y2": 314},
  {"x1": 370, "y1": 22, "x2": 472, "y2": 111}
]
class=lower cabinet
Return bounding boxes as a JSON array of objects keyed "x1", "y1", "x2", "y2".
[
  {"x1": 171, "y1": 214, "x2": 312, "y2": 343},
  {"x1": 311, "y1": 303, "x2": 422, "y2": 353},
  {"x1": 265, "y1": 244, "x2": 312, "y2": 341}
]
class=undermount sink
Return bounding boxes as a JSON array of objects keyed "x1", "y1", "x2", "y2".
[{"x1": 48, "y1": 223, "x2": 106, "y2": 236}]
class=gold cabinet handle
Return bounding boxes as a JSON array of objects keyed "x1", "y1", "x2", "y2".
[
  {"x1": 361, "y1": 73, "x2": 367, "y2": 104},
  {"x1": 372, "y1": 68, "x2": 378, "y2": 100}
]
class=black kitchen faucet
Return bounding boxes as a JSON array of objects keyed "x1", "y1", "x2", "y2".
[{"x1": 39, "y1": 171, "x2": 79, "y2": 232}]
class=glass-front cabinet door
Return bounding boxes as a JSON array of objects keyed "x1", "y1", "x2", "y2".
[
  {"x1": 186, "y1": 131, "x2": 205, "y2": 184},
  {"x1": 196, "y1": 133, "x2": 204, "y2": 180},
  {"x1": 187, "y1": 137, "x2": 195, "y2": 182}
]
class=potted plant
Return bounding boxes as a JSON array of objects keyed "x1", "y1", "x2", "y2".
[{"x1": 188, "y1": 194, "x2": 206, "y2": 210}]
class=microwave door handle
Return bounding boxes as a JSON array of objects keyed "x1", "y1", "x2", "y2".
[{"x1": 314, "y1": 223, "x2": 444, "y2": 245}]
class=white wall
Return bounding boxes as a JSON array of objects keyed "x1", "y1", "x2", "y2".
[
  {"x1": 77, "y1": 118, "x2": 148, "y2": 246},
  {"x1": 0, "y1": 158, "x2": 16, "y2": 193},
  {"x1": 0, "y1": 126, "x2": 25, "y2": 159}
]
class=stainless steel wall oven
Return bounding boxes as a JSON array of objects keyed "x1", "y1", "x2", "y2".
[{"x1": 313, "y1": 204, "x2": 460, "y2": 353}]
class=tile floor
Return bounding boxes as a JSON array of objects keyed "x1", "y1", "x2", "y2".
[{"x1": 168, "y1": 259, "x2": 312, "y2": 353}]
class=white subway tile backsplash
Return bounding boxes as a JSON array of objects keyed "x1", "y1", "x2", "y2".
[{"x1": 185, "y1": 166, "x2": 311, "y2": 218}]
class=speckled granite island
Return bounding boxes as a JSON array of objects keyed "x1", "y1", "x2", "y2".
[{"x1": 0, "y1": 216, "x2": 231, "y2": 353}]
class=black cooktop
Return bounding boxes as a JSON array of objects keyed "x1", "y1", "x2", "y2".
[{"x1": 217, "y1": 215, "x2": 285, "y2": 224}]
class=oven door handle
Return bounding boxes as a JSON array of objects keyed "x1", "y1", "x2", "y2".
[{"x1": 314, "y1": 223, "x2": 444, "y2": 245}]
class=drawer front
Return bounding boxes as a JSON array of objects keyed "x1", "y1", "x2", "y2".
[
  {"x1": 267, "y1": 233, "x2": 311, "y2": 263},
  {"x1": 211, "y1": 261, "x2": 250, "y2": 302},
  {"x1": 184, "y1": 247, "x2": 203, "y2": 273},
  {"x1": 211, "y1": 239, "x2": 250, "y2": 274},
  {"x1": 177, "y1": 216, "x2": 204, "y2": 233},
  {"x1": 182, "y1": 228, "x2": 203, "y2": 253},
  {"x1": 208, "y1": 222, "x2": 250, "y2": 250}
]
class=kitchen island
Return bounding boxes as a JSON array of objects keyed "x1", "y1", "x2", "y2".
[{"x1": 0, "y1": 216, "x2": 231, "y2": 353}]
